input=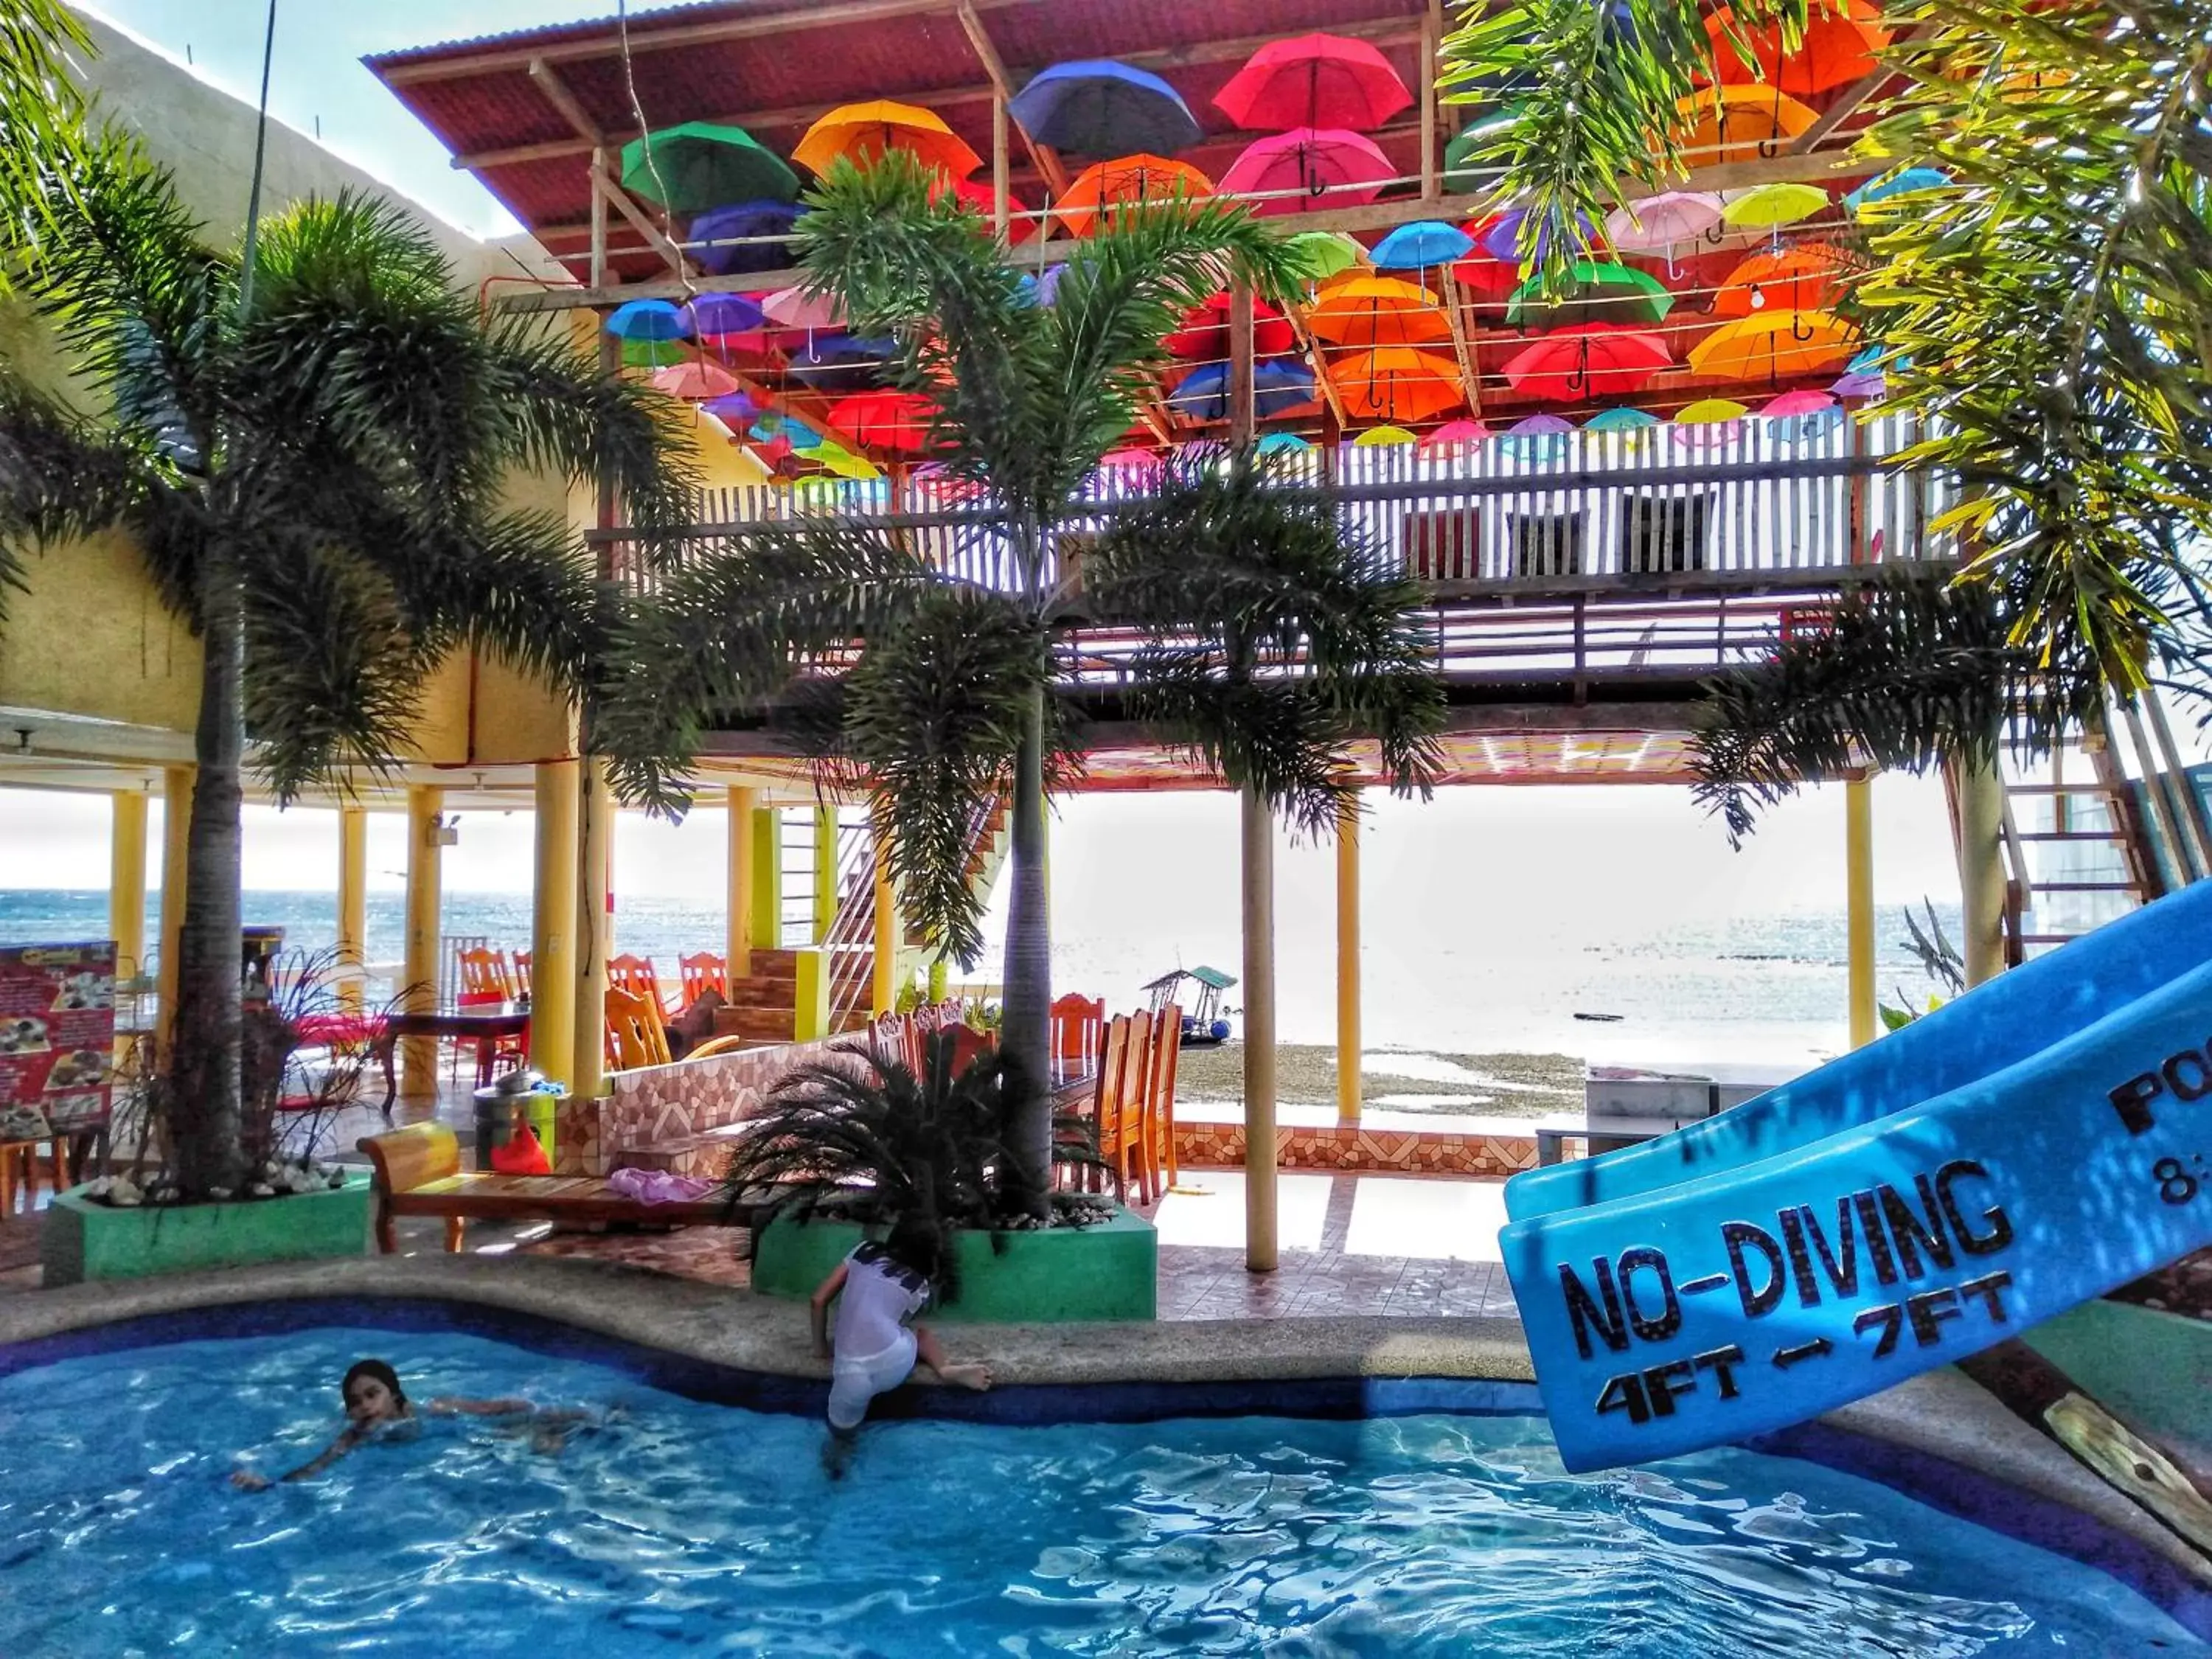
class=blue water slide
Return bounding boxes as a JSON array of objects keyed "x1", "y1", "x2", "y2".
[{"x1": 1508, "y1": 878, "x2": 2212, "y2": 1224}]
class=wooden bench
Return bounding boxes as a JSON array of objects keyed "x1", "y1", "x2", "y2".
[{"x1": 356, "y1": 1123, "x2": 751, "y2": 1253}]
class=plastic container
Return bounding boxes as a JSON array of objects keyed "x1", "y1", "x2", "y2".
[{"x1": 472, "y1": 1068, "x2": 566, "y2": 1169}]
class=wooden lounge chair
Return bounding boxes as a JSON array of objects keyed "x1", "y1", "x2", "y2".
[{"x1": 355, "y1": 1121, "x2": 750, "y2": 1253}]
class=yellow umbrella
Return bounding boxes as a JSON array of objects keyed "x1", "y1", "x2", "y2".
[
  {"x1": 793, "y1": 100, "x2": 981, "y2": 179},
  {"x1": 1718, "y1": 181, "x2": 1830, "y2": 229},
  {"x1": 1353, "y1": 425, "x2": 1418, "y2": 446},
  {"x1": 1307, "y1": 276, "x2": 1449, "y2": 347},
  {"x1": 1673, "y1": 88, "x2": 1818, "y2": 166},
  {"x1": 810, "y1": 441, "x2": 883, "y2": 481},
  {"x1": 1676, "y1": 397, "x2": 1750, "y2": 423},
  {"x1": 1688, "y1": 310, "x2": 1859, "y2": 381}
]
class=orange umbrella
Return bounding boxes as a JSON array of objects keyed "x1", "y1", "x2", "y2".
[
  {"x1": 1673, "y1": 88, "x2": 1818, "y2": 166},
  {"x1": 1687, "y1": 310, "x2": 1859, "y2": 382},
  {"x1": 1711, "y1": 244, "x2": 1857, "y2": 318},
  {"x1": 1306, "y1": 276, "x2": 1449, "y2": 347},
  {"x1": 793, "y1": 100, "x2": 981, "y2": 179},
  {"x1": 1703, "y1": 1, "x2": 1891, "y2": 97},
  {"x1": 1332, "y1": 348, "x2": 1464, "y2": 422},
  {"x1": 1052, "y1": 154, "x2": 1214, "y2": 235}
]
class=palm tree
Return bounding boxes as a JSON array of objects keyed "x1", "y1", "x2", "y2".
[
  {"x1": 599, "y1": 157, "x2": 1444, "y2": 1216},
  {"x1": 1441, "y1": 0, "x2": 2212, "y2": 829},
  {"x1": 0, "y1": 130, "x2": 696, "y2": 1197}
]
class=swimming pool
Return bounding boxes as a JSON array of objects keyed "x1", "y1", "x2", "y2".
[{"x1": 0, "y1": 1315, "x2": 2202, "y2": 1657}]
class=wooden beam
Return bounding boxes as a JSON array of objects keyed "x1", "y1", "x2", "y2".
[
  {"x1": 1280, "y1": 298, "x2": 1350, "y2": 430},
  {"x1": 954, "y1": 0, "x2": 1068, "y2": 198},
  {"x1": 1438, "y1": 268, "x2": 1484, "y2": 420},
  {"x1": 588, "y1": 146, "x2": 608, "y2": 290},
  {"x1": 527, "y1": 57, "x2": 603, "y2": 144},
  {"x1": 992, "y1": 95, "x2": 1010, "y2": 237},
  {"x1": 591, "y1": 164, "x2": 689, "y2": 279},
  {"x1": 1228, "y1": 282, "x2": 1256, "y2": 444},
  {"x1": 1419, "y1": 12, "x2": 1441, "y2": 201}
]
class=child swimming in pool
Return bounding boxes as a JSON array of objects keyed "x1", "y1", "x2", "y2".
[
  {"x1": 230, "y1": 1357, "x2": 588, "y2": 1489},
  {"x1": 811, "y1": 1215, "x2": 992, "y2": 1470}
]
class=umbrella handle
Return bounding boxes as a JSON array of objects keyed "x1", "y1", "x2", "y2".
[
  {"x1": 1791, "y1": 313, "x2": 1816, "y2": 342},
  {"x1": 1757, "y1": 136, "x2": 1781, "y2": 159}
]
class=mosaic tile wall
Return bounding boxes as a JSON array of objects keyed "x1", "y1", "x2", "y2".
[
  {"x1": 555, "y1": 1034, "x2": 854, "y2": 1176},
  {"x1": 1172, "y1": 1117, "x2": 1543, "y2": 1178}
]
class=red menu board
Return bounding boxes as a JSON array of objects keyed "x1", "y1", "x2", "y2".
[{"x1": 0, "y1": 942, "x2": 117, "y2": 1138}]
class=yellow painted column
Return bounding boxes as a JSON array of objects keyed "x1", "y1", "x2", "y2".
[
  {"x1": 531, "y1": 760, "x2": 580, "y2": 1090},
  {"x1": 747, "y1": 804, "x2": 780, "y2": 956},
  {"x1": 726, "y1": 785, "x2": 759, "y2": 980},
  {"x1": 401, "y1": 785, "x2": 445, "y2": 1100},
  {"x1": 108, "y1": 790, "x2": 147, "y2": 985},
  {"x1": 1242, "y1": 787, "x2": 1278, "y2": 1274},
  {"x1": 1846, "y1": 776, "x2": 1877, "y2": 1046},
  {"x1": 571, "y1": 759, "x2": 611, "y2": 1097},
  {"x1": 811, "y1": 803, "x2": 838, "y2": 942},
  {"x1": 1336, "y1": 799, "x2": 1362, "y2": 1123},
  {"x1": 336, "y1": 805, "x2": 368, "y2": 1011},
  {"x1": 156, "y1": 765, "x2": 192, "y2": 1058},
  {"x1": 872, "y1": 822, "x2": 900, "y2": 1015},
  {"x1": 1957, "y1": 757, "x2": 2008, "y2": 987}
]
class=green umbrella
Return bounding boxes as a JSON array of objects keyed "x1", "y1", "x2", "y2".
[
  {"x1": 1506, "y1": 260, "x2": 1674, "y2": 329},
  {"x1": 621, "y1": 337, "x2": 690, "y2": 369},
  {"x1": 622, "y1": 122, "x2": 799, "y2": 214},
  {"x1": 1286, "y1": 230, "x2": 1367, "y2": 282}
]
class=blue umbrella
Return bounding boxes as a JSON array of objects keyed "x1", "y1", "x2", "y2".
[
  {"x1": 1371, "y1": 220, "x2": 1475, "y2": 271},
  {"x1": 1015, "y1": 264, "x2": 1067, "y2": 307},
  {"x1": 1844, "y1": 167, "x2": 1947, "y2": 216},
  {"x1": 785, "y1": 333, "x2": 894, "y2": 392},
  {"x1": 688, "y1": 201, "x2": 804, "y2": 276},
  {"x1": 1585, "y1": 406, "x2": 1659, "y2": 431},
  {"x1": 684, "y1": 291, "x2": 767, "y2": 338},
  {"x1": 1257, "y1": 431, "x2": 1313, "y2": 454},
  {"x1": 605, "y1": 299, "x2": 689, "y2": 341},
  {"x1": 1009, "y1": 60, "x2": 1202, "y2": 156},
  {"x1": 1169, "y1": 361, "x2": 1316, "y2": 422}
]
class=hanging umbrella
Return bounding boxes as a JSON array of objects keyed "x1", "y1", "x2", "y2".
[
  {"x1": 650, "y1": 360, "x2": 740, "y2": 400},
  {"x1": 1010, "y1": 60, "x2": 1200, "y2": 154},
  {"x1": 1585, "y1": 406, "x2": 1660, "y2": 431},
  {"x1": 605, "y1": 299, "x2": 689, "y2": 341},
  {"x1": 1500, "y1": 412, "x2": 1573, "y2": 457},
  {"x1": 1604, "y1": 191, "x2": 1725, "y2": 253},
  {"x1": 750, "y1": 415, "x2": 823, "y2": 453},
  {"x1": 1307, "y1": 276, "x2": 1448, "y2": 346},
  {"x1": 1503, "y1": 326, "x2": 1672, "y2": 400},
  {"x1": 830, "y1": 389, "x2": 940, "y2": 453},
  {"x1": 1762, "y1": 388, "x2": 1838, "y2": 417},
  {"x1": 1165, "y1": 291, "x2": 1298, "y2": 361},
  {"x1": 1482, "y1": 205, "x2": 1601, "y2": 265},
  {"x1": 1218, "y1": 128, "x2": 1393, "y2": 217},
  {"x1": 622, "y1": 122, "x2": 799, "y2": 213},
  {"x1": 1845, "y1": 167, "x2": 1949, "y2": 216},
  {"x1": 1831, "y1": 369, "x2": 1885, "y2": 399},
  {"x1": 1719, "y1": 181, "x2": 1830, "y2": 231},
  {"x1": 1371, "y1": 220, "x2": 1475, "y2": 272},
  {"x1": 1713, "y1": 244, "x2": 1853, "y2": 317},
  {"x1": 785, "y1": 333, "x2": 894, "y2": 392},
  {"x1": 1687, "y1": 310, "x2": 1859, "y2": 380},
  {"x1": 1257, "y1": 431, "x2": 1315, "y2": 456},
  {"x1": 1676, "y1": 397, "x2": 1750, "y2": 423},
  {"x1": 1287, "y1": 230, "x2": 1370, "y2": 283},
  {"x1": 683, "y1": 291, "x2": 768, "y2": 340},
  {"x1": 1506, "y1": 261, "x2": 1674, "y2": 329},
  {"x1": 793, "y1": 100, "x2": 981, "y2": 178},
  {"x1": 936, "y1": 177, "x2": 1038, "y2": 243},
  {"x1": 1674, "y1": 88, "x2": 1818, "y2": 165},
  {"x1": 1214, "y1": 32, "x2": 1413, "y2": 131},
  {"x1": 1098, "y1": 447, "x2": 1165, "y2": 475},
  {"x1": 811, "y1": 442, "x2": 883, "y2": 481},
  {"x1": 1448, "y1": 218, "x2": 1522, "y2": 299},
  {"x1": 1167, "y1": 361, "x2": 1318, "y2": 421},
  {"x1": 686, "y1": 201, "x2": 804, "y2": 276},
  {"x1": 1419, "y1": 417, "x2": 1492, "y2": 452},
  {"x1": 622, "y1": 336, "x2": 689, "y2": 368},
  {"x1": 1333, "y1": 349, "x2": 1464, "y2": 422},
  {"x1": 1703, "y1": 1, "x2": 1891, "y2": 97},
  {"x1": 701, "y1": 391, "x2": 760, "y2": 426},
  {"x1": 1015, "y1": 264, "x2": 1066, "y2": 307},
  {"x1": 762, "y1": 287, "x2": 844, "y2": 330},
  {"x1": 1052, "y1": 155, "x2": 1214, "y2": 235},
  {"x1": 1442, "y1": 125, "x2": 1499, "y2": 195},
  {"x1": 1353, "y1": 424, "x2": 1418, "y2": 447}
]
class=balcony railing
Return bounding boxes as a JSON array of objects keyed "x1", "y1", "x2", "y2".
[{"x1": 598, "y1": 411, "x2": 1952, "y2": 602}]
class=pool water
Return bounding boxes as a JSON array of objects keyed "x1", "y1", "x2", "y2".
[{"x1": 0, "y1": 1327, "x2": 2199, "y2": 1657}]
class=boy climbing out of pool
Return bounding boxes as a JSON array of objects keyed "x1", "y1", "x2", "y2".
[
  {"x1": 231, "y1": 1357, "x2": 588, "y2": 1488},
  {"x1": 812, "y1": 1214, "x2": 992, "y2": 1471}
]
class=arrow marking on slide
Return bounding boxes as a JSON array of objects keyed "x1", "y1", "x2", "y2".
[
  {"x1": 1772, "y1": 1339, "x2": 1834, "y2": 1369},
  {"x1": 1679, "y1": 1274, "x2": 1731, "y2": 1295}
]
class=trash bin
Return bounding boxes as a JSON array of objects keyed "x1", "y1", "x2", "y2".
[{"x1": 473, "y1": 1068, "x2": 566, "y2": 1170}]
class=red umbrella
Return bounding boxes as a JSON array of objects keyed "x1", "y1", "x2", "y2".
[
  {"x1": 1503, "y1": 325, "x2": 1673, "y2": 402},
  {"x1": 1166, "y1": 291, "x2": 1298, "y2": 361},
  {"x1": 830, "y1": 390, "x2": 940, "y2": 453},
  {"x1": 1218, "y1": 129, "x2": 1393, "y2": 218},
  {"x1": 934, "y1": 175, "x2": 1038, "y2": 244},
  {"x1": 1214, "y1": 33, "x2": 1413, "y2": 132},
  {"x1": 1449, "y1": 217, "x2": 1522, "y2": 299}
]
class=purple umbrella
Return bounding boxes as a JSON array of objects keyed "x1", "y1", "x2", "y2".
[
  {"x1": 684, "y1": 291, "x2": 767, "y2": 339},
  {"x1": 1483, "y1": 206, "x2": 1599, "y2": 265},
  {"x1": 688, "y1": 201, "x2": 804, "y2": 276}
]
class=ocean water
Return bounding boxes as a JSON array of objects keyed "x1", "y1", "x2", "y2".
[
  {"x1": 0, "y1": 887, "x2": 1959, "y2": 1072},
  {"x1": 0, "y1": 1325, "x2": 2197, "y2": 1657}
]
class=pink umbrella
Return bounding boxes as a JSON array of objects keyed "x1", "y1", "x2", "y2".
[
  {"x1": 1218, "y1": 128, "x2": 1393, "y2": 217},
  {"x1": 650, "y1": 360, "x2": 741, "y2": 399},
  {"x1": 1419, "y1": 418, "x2": 1492, "y2": 452},
  {"x1": 762, "y1": 287, "x2": 844, "y2": 330},
  {"x1": 1762, "y1": 389, "x2": 1837, "y2": 417}
]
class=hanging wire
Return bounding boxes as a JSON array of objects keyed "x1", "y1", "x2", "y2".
[{"x1": 615, "y1": 0, "x2": 694, "y2": 300}]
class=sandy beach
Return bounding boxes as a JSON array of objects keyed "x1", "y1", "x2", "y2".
[{"x1": 1173, "y1": 1043, "x2": 1583, "y2": 1119}]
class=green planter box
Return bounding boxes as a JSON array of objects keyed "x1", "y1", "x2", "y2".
[
  {"x1": 41, "y1": 1174, "x2": 373, "y2": 1287},
  {"x1": 752, "y1": 1208, "x2": 1157, "y2": 1323}
]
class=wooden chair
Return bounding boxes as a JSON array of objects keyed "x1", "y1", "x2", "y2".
[
  {"x1": 607, "y1": 953, "x2": 671, "y2": 1016},
  {"x1": 1050, "y1": 992, "x2": 1105, "y2": 1076},
  {"x1": 0, "y1": 1133, "x2": 67, "y2": 1219},
  {"x1": 1144, "y1": 1004, "x2": 1182, "y2": 1197},
  {"x1": 605, "y1": 984, "x2": 672, "y2": 1071},
  {"x1": 678, "y1": 952, "x2": 728, "y2": 1010},
  {"x1": 1071, "y1": 1014, "x2": 1128, "y2": 1198},
  {"x1": 1090, "y1": 1009, "x2": 1152, "y2": 1205},
  {"x1": 454, "y1": 947, "x2": 526, "y2": 1081},
  {"x1": 511, "y1": 950, "x2": 533, "y2": 997}
]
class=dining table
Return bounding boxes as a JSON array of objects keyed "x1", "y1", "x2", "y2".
[{"x1": 293, "y1": 1007, "x2": 532, "y2": 1110}]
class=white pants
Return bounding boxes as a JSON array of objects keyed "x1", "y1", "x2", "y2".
[{"x1": 827, "y1": 1328, "x2": 918, "y2": 1430}]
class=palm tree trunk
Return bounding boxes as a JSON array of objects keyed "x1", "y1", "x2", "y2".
[
  {"x1": 166, "y1": 549, "x2": 248, "y2": 1197},
  {"x1": 998, "y1": 681, "x2": 1052, "y2": 1217}
]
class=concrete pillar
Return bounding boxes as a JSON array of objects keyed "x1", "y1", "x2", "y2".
[
  {"x1": 748, "y1": 804, "x2": 781, "y2": 956},
  {"x1": 572, "y1": 759, "x2": 612, "y2": 1097},
  {"x1": 336, "y1": 804, "x2": 368, "y2": 1010},
  {"x1": 872, "y1": 822, "x2": 899, "y2": 1015},
  {"x1": 794, "y1": 948, "x2": 832, "y2": 1042},
  {"x1": 812, "y1": 803, "x2": 838, "y2": 942},
  {"x1": 1241, "y1": 787, "x2": 1278, "y2": 1274},
  {"x1": 1957, "y1": 757, "x2": 2008, "y2": 987},
  {"x1": 530, "y1": 760, "x2": 580, "y2": 1089},
  {"x1": 726, "y1": 785, "x2": 759, "y2": 980},
  {"x1": 1846, "y1": 775, "x2": 1877, "y2": 1046},
  {"x1": 156, "y1": 765, "x2": 192, "y2": 1057},
  {"x1": 1335, "y1": 799, "x2": 1361, "y2": 1123},
  {"x1": 108, "y1": 790, "x2": 147, "y2": 985},
  {"x1": 401, "y1": 785, "x2": 444, "y2": 1099}
]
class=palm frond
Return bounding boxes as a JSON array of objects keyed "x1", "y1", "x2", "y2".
[{"x1": 0, "y1": 373, "x2": 148, "y2": 618}]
